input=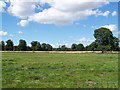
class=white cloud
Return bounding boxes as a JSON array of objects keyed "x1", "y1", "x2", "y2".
[
  {"x1": 79, "y1": 37, "x2": 94, "y2": 42},
  {"x1": 0, "y1": 31, "x2": 8, "y2": 36},
  {"x1": 7, "y1": 0, "x2": 37, "y2": 19},
  {"x1": 112, "y1": 11, "x2": 117, "y2": 16},
  {"x1": 79, "y1": 37, "x2": 88, "y2": 42},
  {"x1": 91, "y1": 9, "x2": 110, "y2": 17},
  {"x1": 28, "y1": 1, "x2": 109, "y2": 25},
  {"x1": 18, "y1": 31, "x2": 23, "y2": 34},
  {"x1": 75, "y1": 37, "x2": 95, "y2": 46},
  {"x1": 49, "y1": 43, "x2": 55, "y2": 48},
  {"x1": 0, "y1": 1, "x2": 6, "y2": 12},
  {"x1": 17, "y1": 20, "x2": 29, "y2": 27},
  {"x1": 4, "y1": 0, "x2": 109, "y2": 26},
  {"x1": 100, "y1": 24, "x2": 117, "y2": 31},
  {"x1": 102, "y1": 11, "x2": 110, "y2": 17}
]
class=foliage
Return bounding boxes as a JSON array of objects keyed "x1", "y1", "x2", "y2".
[
  {"x1": 71, "y1": 43, "x2": 77, "y2": 51},
  {"x1": 1, "y1": 27, "x2": 119, "y2": 51},
  {"x1": 76, "y1": 43, "x2": 85, "y2": 51},
  {"x1": 17, "y1": 39, "x2": 27, "y2": 51},
  {"x1": 93, "y1": 27, "x2": 119, "y2": 51},
  {"x1": 71, "y1": 43, "x2": 85, "y2": 51},
  {"x1": 31, "y1": 41, "x2": 41, "y2": 51},
  {"x1": 0, "y1": 40, "x2": 5, "y2": 50},
  {"x1": 5, "y1": 39, "x2": 14, "y2": 51},
  {"x1": 94, "y1": 27, "x2": 113, "y2": 46},
  {"x1": 86, "y1": 42, "x2": 97, "y2": 51},
  {"x1": 60, "y1": 45, "x2": 68, "y2": 51}
]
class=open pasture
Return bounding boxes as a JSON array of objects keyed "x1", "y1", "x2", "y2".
[{"x1": 2, "y1": 52, "x2": 118, "y2": 88}]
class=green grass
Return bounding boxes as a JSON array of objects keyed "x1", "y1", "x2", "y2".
[{"x1": 2, "y1": 52, "x2": 118, "y2": 88}]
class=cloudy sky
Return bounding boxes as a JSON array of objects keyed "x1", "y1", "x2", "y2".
[{"x1": 0, "y1": 0, "x2": 119, "y2": 47}]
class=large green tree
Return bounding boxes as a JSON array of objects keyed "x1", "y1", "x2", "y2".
[
  {"x1": 41, "y1": 43, "x2": 47, "y2": 51},
  {"x1": 46, "y1": 44, "x2": 53, "y2": 51},
  {"x1": 71, "y1": 43, "x2": 77, "y2": 51},
  {"x1": 5, "y1": 39, "x2": 14, "y2": 51},
  {"x1": 94, "y1": 27, "x2": 113, "y2": 46},
  {"x1": 94, "y1": 27, "x2": 119, "y2": 51},
  {"x1": 86, "y1": 42, "x2": 97, "y2": 51},
  {"x1": 31, "y1": 41, "x2": 41, "y2": 51},
  {"x1": 60, "y1": 45, "x2": 68, "y2": 51},
  {"x1": 111, "y1": 37, "x2": 119, "y2": 51},
  {"x1": 41, "y1": 43, "x2": 53, "y2": 51},
  {"x1": 71, "y1": 43, "x2": 84, "y2": 51},
  {"x1": 17, "y1": 39, "x2": 27, "y2": 51},
  {"x1": 77, "y1": 43, "x2": 85, "y2": 51}
]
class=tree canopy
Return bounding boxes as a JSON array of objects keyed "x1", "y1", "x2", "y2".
[
  {"x1": 5, "y1": 39, "x2": 14, "y2": 51},
  {"x1": 93, "y1": 27, "x2": 119, "y2": 51},
  {"x1": 18, "y1": 39, "x2": 27, "y2": 51},
  {"x1": 0, "y1": 27, "x2": 119, "y2": 51},
  {"x1": 71, "y1": 43, "x2": 84, "y2": 51},
  {"x1": 31, "y1": 41, "x2": 41, "y2": 51}
]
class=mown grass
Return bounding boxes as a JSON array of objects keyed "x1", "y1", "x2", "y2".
[{"x1": 2, "y1": 52, "x2": 118, "y2": 88}]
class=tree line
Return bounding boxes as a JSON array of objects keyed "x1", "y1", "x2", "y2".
[{"x1": 0, "y1": 27, "x2": 119, "y2": 51}]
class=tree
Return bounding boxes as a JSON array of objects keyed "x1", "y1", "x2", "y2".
[
  {"x1": 96, "y1": 45, "x2": 111, "y2": 51},
  {"x1": 94, "y1": 27, "x2": 119, "y2": 51},
  {"x1": 71, "y1": 43, "x2": 84, "y2": 51},
  {"x1": 31, "y1": 41, "x2": 37, "y2": 51},
  {"x1": 41, "y1": 43, "x2": 53, "y2": 51},
  {"x1": 17, "y1": 39, "x2": 27, "y2": 51},
  {"x1": 77, "y1": 43, "x2": 85, "y2": 51},
  {"x1": 36, "y1": 42, "x2": 41, "y2": 51},
  {"x1": 46, "y1": 44, "x2": 53, "y2": 51},
  {"x1": 5, "y1": 39, "x2": 14, "y2": 51},
  {"x1": 57, "y1": 45, "x2": 61, "y2": 51},
  {"x1": 86, "y1": 42, "x2": 97, "y2": 51},
  {"x1": 41, "y1": 43, "x2": 47, "y2": 51},
  {"x1": 27, "y1": 46, "x2": 32, "y2": 51},
  {"x1": 94, "y1": 27, "x2": 113, "y2": 46},
  {"x1": 71, "y1": 43, "x2": 77, "y2": 51},
  {"x1": 31, "y1": 41, "x2": 41, "y2": 51},
  {"x1": 61, "y1": 45, "x2": 68, "y2": 51},
  {"x1": 0, "y1": 41, "x2": 5, "y2": 51},
  {"x1": 111, "y1": 37, "x2": 119, "y2": 51}
]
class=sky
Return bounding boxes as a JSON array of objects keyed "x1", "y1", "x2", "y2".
[{"x1": 0, "y1": 0, "x2": 119, "y2": 48}]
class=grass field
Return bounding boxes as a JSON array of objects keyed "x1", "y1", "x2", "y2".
[{"x1": 2, "y1": 52, "x2": 118, "y2": 88}]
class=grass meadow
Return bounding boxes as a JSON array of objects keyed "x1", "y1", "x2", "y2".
[{"x1": 2, "y1": 52, "x2": 118, "y2": 88}]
